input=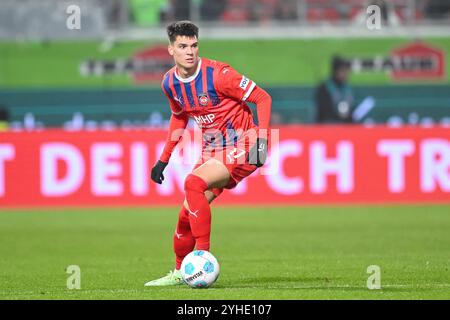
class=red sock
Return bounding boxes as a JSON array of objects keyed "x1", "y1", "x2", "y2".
[
  {"x1": 173, "y1": 206, "x2": 195, "y2": 270},
  {"x1": 184, "y1": 174, "x2": 211, "y2": 251}
]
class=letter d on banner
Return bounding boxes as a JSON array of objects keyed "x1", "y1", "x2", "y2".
[{"x1": 41, "y1": 143, "x2": 85, "y2": 196}]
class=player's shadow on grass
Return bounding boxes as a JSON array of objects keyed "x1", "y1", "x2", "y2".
[
  {"x1": 237, "y1": 275, "x2": 339, "y2": 285},
  {"x1": 221, "y1": 276, "x2": 413, "y2": 292}
]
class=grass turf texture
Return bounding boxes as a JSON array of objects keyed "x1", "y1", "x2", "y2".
[
  {"x1": 1, "y1": 38, "x2": 450, "y2": 87},
  {"x1": 0, "y1": 205, "x2": 449, "y2": 300}
]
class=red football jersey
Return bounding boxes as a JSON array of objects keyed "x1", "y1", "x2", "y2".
[{"x1": 161, "y1": 58, "x2": 258, "y2": 150}]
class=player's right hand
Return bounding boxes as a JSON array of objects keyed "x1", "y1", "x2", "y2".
[
  {"x1": 248, "y1": 138, "x2": 268, "y2": 168},
  {"x1": 151, "y1": 160, "x2": 168, "y2": 184}
]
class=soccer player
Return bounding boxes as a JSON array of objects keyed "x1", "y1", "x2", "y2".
[{"x1": 144, "y1": 21, "x2": 272, "y2": 286}]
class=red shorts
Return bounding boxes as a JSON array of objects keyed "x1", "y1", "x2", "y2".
[{"x1": 193, "y1": 146, "x2": 258, "y2": 190}]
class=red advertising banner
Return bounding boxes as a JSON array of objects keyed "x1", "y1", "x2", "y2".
[{"x1": 0, "y1": 126, "x2": 449, "y2": 207}]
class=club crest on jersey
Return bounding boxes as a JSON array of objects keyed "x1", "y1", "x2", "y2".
[{"x1": 198, "y1": 93, "x2": 209, "y2": 106}]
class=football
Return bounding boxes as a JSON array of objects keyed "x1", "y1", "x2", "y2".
[{"x1": 180, "y1": 250, "x2": 220, "y2": 288}]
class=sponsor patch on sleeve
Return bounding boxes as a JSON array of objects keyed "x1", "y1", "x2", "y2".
[{"x1": 239, "y1": 76, "x2": 250, "y2": 90}]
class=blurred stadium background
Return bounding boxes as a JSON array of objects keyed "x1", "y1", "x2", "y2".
[
  {"x1": 0, "y1": 0, "x2": 449, "y2": 299},
  {"x1": 1, "y1": 0, "x2": 450, "y2": 129}
]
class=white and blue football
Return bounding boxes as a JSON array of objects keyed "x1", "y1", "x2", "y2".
[{"x1": 180, "y1": 250, "x2": 220, "y2": 288}]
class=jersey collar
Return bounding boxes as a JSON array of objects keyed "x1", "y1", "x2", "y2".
[{"x1": 174, "y1": 58, "x2": 202, "y2": 83}]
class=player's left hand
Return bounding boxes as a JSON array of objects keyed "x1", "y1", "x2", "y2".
[
  {"x1": 248, "y1": 138, "x2": 268, "y2": 167},
  {"x1": 151, "y1": 160, "x2": 168, "y2": 184}
]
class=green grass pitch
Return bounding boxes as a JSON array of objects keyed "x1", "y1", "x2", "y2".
[{"x1": 0, "y1": 205, "x2": 449, "y2": 300}]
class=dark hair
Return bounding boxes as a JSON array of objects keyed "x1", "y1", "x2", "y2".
[
  {"x1": 166, "y1": 21, "x2": 199, "y2": 43},
  {"x1": 331, "y1": 55, "x2": 350, "y2": 73}
]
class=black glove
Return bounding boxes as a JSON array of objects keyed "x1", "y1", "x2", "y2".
[
  {"x1": 151, "y1": 160, "x2": 168, "y2": 184},
  {"x1": 248, "y1": 138, "x2": 268, "y2": 168}
]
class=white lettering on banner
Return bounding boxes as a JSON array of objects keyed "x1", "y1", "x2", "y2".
[
  {"x1": 131, "y1": 143, "x2": 148, "y2": 196},
  {"x1": 0, "y1": 144, "x2": 15, "y2": 197},
  {"x1": 3, "y1": 131, "x2": 447, "y2": 205},
  {"x1": 310, "y1": 141, "x2": 354, "y2": 194},
  {"x1": 421, "y1": 139, "x2": 450, "y2": 193},
  {"x1": 377, "y1": 140, "x2": 415, "y2": 193},
  {"x1": 265, "y1": 140, "x2": 303, "y2": 195},
  {"x1": 91, "y1": 143, "x2": 123, "y2": 196},
  {"x1": 41, "y1": 143, "x2": 84, "y2": 196}
]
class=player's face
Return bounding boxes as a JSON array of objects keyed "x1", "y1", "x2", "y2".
[
  {"x1": 335, "y1": 68, "x2": 350, "y2": 84},
  {"x1": 169, "y1": 36, "x2": 199, "y2": 72}
]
